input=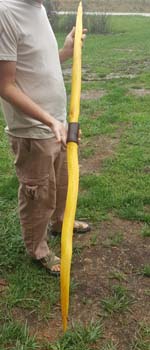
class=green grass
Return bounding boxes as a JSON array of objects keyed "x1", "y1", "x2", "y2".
[
  {"x1": 49, "y1": 321, "x2": 103, "y2": 350},
  {"x1": 78, "y1": 114, "x2": 150, "y2": 221},
  {"x1": 100, "y1": 341, "x2": 118, "y2": 350},
  {"x1": 73, "y1": 243, "x2": 84, "y2": 256},
  {"x1": 101, "y1": 285, "x2": 133, "y2": 314},
  {"x1": 141, "y1": 225, "x2": 150, "y2": 238},
  {"x1": 144, "y1": 289, "x2": 150, "y2": 297},
  {"x1": 89, "y1": 232, "x2": 98, "y2": 246},
  {"x1": 0, "y1": 321, "x2": 40, "y2": 350},
  {"x1": 109, "y1": 270, "x2": 127, "y2": 282},
  {"x1": 131, "y1": 323, "x2": 150, "y2": 350},
  {"x1": 0, "y1": 320, "x2": 103, "y2": 350},
  {"x1": 102, "y1": 232, "x2": 124, "y2": 247},
  {"x1": 80, "y1": 146, "x2": 95, "y2": 159},
  {"x1": 141, "y1": 265, "x2": 150, "y2": 277}
]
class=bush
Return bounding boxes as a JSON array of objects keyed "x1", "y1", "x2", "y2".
[
  {"x1": 84, "y1": 14, "x2": 111, "y2": 34},
  {"x1": 50, "y1": 14, "x2": 112, "y2": 34},
  {"x1": 52, "y1": 14, "x2": 76, "y2": 33}
]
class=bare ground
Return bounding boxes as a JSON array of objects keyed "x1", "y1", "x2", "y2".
[
  {"x1": 130, "y1": 88, "x2": 150, "y2": 97},
  {"x1": 80, "y1": 125, "x2": 127, "y2": 175},
  {"x1": 25, "y1": 217, "x2": 150, "y2": 349}
]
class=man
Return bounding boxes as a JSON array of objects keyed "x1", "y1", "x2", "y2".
[{"x1": 0, "y1": 0, "x2": 89, "y2": 275}]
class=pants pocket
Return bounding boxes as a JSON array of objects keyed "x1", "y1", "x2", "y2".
[{"x1": 21, "y1": 175, "x2": 50, "y2": 200}]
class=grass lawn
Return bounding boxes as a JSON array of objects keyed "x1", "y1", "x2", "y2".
[{"x1": 0, "y1": 16, "x2": 150, "y2": 350}]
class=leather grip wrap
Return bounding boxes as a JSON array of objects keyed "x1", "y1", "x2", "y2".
[{"x1": 67, "y1": 122, "x2": 80, "y2": 144}]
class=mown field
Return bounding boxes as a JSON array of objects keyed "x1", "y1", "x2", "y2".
[{"x1": 0, "y1": 16, "x2": 150, "y2": 350}]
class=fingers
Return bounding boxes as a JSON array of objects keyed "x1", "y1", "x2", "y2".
[
  {"x1": 70, "y1": 27, "x2": 87, "y2": 39},
  {"x1": 51, "y1": 120, "x2": 67, "y2": 148},
  {"x1": 83, "y1": 28, "x2": 88, "y2": 34},
  {"x1": 61, "y1": 134, "x2": 67, "y2": 149},
  {"x1": 81, "y1": 29, "x2": 88, "y2": 44},
  {"x1": 81, "y1": 34, "x2": 86, "y2": 41},
  {"x1": 79, "y1": 129, "x2": 82, "y2": 137},
  {"x1": 55, "y1": 130, "x2": 61, "y2": 143},
  {"x1": 58, "y1": 126, "x2": 67, "y2": 149},
  {"x1": 57, "y1": 126, "x2": 82, "y2": 148},
  {"x1": 78, "y1": 128, "x2": 82, "y2": 143},
  {"x1": 69, "y1": 26, "x2": 76, "y2": 38},
  {"x1": 66, "y1": 27, "x2": 87, "y2": 52}
]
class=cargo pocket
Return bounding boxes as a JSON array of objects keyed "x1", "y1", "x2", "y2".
[
  {"x1": 21, "y1": 175, "x2": 49, "y2": 201},
  {"x1": 25, "y1": 185, "x2": 39, "y2": 200}
]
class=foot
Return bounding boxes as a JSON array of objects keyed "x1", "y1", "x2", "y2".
[
  {"x1": 50, "y1": 220, "x2": 91, "y2": 236},
  {"x1": 38, "y1": 252, "x2": 60, "y2": 276},
  {"x1": 73, "y1": 220, "x2": 91, "y2": 233}
]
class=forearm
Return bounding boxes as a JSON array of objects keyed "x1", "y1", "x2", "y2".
[
  {"x1": 0, "y1": 83, "x2": 54, "y2": 128},
  {"x1": 59, "y1": 48, "x2": 73, "y2": 63}
]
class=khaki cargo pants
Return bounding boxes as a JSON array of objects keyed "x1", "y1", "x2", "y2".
[{"x1": 9, "y1": 136, "x2": 68, "y2": 260}]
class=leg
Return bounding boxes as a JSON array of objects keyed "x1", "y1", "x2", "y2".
[{"x1": 9, "y1": 136, "x2": 61, "y2": 260}]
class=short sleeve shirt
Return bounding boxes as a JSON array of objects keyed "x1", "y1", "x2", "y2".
[{"x1": 0, "y1": 0, "x2": 67, "y2": 139}]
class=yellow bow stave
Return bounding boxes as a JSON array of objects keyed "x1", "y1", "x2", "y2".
[{"x1": 61, "y1": 1, "x2": 83, "y2": 332}]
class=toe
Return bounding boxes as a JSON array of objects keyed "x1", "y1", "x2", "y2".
[{"x1": 51, "y1": 264, "x2": 61, "y2": 273}]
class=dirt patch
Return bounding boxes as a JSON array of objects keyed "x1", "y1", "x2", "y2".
[
  {"x1": 81, "y1": 89, "x2": 106, "y2": 100},
  {"x1": 80, "y1": 126, "x2": 126, "y2": 175},
  {"x1": 144, "y1": 166, "x2": 150, "y2": 173},
  {"x1": 81, "y1": 72, "x2": 137, "y2": 82},
  {"x1": 80, "y1": 136, "x2": 118, "y2": 174},
  {"x1": 114, "y1": 48, "x2": 135, "y2": 52},
  {"x1": 82, "y1": 73, "x2": 104, "y2": 82},
  {"x1": 106, "y1": 73, "x2": 136, "y2": 80},
  {"x1": 63, "y1": 67, "x2": 88, "y2": 75},
  {"x1": 63, "y1": 67, "x2": 137, "y2": 83},
  {"x1": 69, "y1": 217, "x2": 150, "y2": 349},
  {"x1": 18, "y1": 217, "x2": 150, "y2": 348},
  {"x1": 0, "y1": 279, "x2": 8, "y2": 293},
  {"x1": 130, "y1": 88, "x2": 150, "y2": 96},
  {"x1": 63, "y1": 67, "x2": 102, "y2": 82}
]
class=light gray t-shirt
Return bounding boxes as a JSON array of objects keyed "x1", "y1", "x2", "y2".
[{"x1": 0, "y1": 0, "x2": 67, "y2": 138}]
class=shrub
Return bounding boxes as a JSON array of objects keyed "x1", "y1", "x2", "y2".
[{"x1": 51, "y1": 13, "x2": 112, "y2": 34}]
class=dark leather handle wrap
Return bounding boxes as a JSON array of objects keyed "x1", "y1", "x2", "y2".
[{"x1": 67, "y1": 122, "x2": 80, "y2": 144}]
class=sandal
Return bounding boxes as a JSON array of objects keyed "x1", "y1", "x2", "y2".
[
  {"x1": 39, "y1": 252, "x2": 60, "y2": 276},
  {"x1": 50, "y1": 220, "x2": 91, "y2": 236},
  {"x1": 73, "y1": 220, "x2": 91, "y2": 234}
]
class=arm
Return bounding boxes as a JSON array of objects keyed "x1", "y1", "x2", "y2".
[
  {"x1": 59, "y1": 27, "x2": 87, "y2": 63},
  {"x1": 0, "y1": 60, "x2": 67, "y2": 146}
]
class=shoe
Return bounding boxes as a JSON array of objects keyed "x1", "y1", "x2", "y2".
[
  {"x1": 38, "y1": 251, "x2": 60, "y2": 276},
  {"x1": 50, "y1": 220, "x2": 91, "y2": 236}
]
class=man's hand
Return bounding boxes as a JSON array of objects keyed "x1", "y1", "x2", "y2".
[
  {"x1": 50, "y1": 119, "x2": 67, "y2": 149},
  {"x1": 59, "y1": 27, "x2": 87, "y2": 63}
]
